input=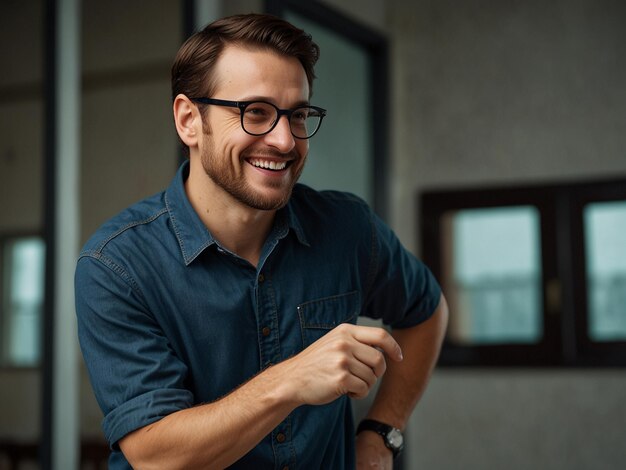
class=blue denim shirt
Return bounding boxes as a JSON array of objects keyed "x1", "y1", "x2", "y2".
[{"x1": 75, "y1": 161, "x2": 441, "y2": 469}]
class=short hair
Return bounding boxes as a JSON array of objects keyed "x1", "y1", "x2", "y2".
[{"x1": 172, "y1": 13, "x2": 320, "y2": 102}]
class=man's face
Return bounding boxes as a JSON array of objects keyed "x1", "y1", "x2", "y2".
[{"x1": 197, "y1": 45, "x2": 311, "y2": 211}]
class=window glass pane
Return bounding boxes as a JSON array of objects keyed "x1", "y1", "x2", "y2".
[
  {"x1": 442, "y1": 206, "x2": 542, "y2": 345},
  {"x1": 584, "y1": 201, "x2": 626, "y2": 341},
  {"x1": 2, "y1": 237, "x2": 45, "y2": 366},
  {"x1": 285, "y1": 11, "x2": 373, "y2": 205}
]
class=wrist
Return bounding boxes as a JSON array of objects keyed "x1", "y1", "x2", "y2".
[
  {"x1": 260, "y1": 358, "x2": 303, "y2": 409},
  {"x1": 251, "y1": 361, "x2": 300, "y2": 412},
  {"x1": 356, "y1": 419, "x2": 404, "y2": 459}
]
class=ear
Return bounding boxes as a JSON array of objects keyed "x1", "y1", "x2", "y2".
[{"x1": 173, "y1": 94, "x2": 202, "y2": 150}]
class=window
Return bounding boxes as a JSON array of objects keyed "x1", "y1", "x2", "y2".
[
  {"x1": 266, "y1": 0, "x2": 390, "y2": 218},
  {"x1": 443, "y1": 206, "x2": 542, "y2": 346},
  {"x1": 584, "y1": 201, "x2": 626, "y2": 342},
  {"x1": 0, "y1": 236, "x2": 45, "y2": 367},
  {"x1": 421, "y1": 179, "x2": 626, "y2": 366}
]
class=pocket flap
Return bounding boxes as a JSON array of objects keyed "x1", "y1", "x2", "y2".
[{"x1": 297, "y1": 291, "x2": 361, "y2": 329}]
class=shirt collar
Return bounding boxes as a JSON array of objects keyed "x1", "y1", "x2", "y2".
[
  {"x1": 284, "y1": 189, "x2": 310, "y2": 247},
  {"x1": 165, "y1": 161, "x2": 310, "y2": 266}
]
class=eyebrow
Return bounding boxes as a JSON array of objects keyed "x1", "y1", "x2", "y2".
[{"x1": 237, "y1": 96, "x2": 311, "y2": 108}]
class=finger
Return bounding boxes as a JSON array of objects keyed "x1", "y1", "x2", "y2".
[
  {"x1": 352, "y1": 326, "x2": 403, "y2": 362},
  {"x1": 347, "y1": 356, "x2": 379, "y2": 388},
  {"x1": 351, "y1": 342, "x2": 387, "y2": 378},
  {"x1": 345, "y1": 375, "x2": 371, "y2": 399},
  {"x1": 336, "y1": 366, "x2": 371, "y2": 399}
]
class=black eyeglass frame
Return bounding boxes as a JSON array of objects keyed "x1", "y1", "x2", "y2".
[{"x1": 191, "y1": 97, "x2": 327, "y2": 139}]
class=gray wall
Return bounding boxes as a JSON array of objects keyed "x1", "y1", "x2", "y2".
[
  {"x1": 390, "y1": 0, "x2": 626, "y2": 249},
  {"x1": 386, "y1": 1, "x2": 626, "y2": 469},
  {"x1": 1, "y1": 1, "x2": 625, "y2": 469}
]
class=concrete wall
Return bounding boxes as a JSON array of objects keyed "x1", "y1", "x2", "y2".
[
  {"x1": 386, "y1": 1, "x2": 626, "y2": 469},
  {"x1": 1, "y1": 1, "x2": 625, "y2": 469},
  {"x1": 390, "y1": 0, "x2": 626, "y2": 249}
]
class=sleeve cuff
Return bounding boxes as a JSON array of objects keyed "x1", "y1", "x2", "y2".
[{"x1": 103, "y1": 387, "x2": 194, "y2": 449}]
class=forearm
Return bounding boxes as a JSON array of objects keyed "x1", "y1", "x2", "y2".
[
  {"x1": 120, "y1": 365, "x2": 297, "y2": 469},
  {"x1": 119, "y1": 323, "x2": 404, "y2": 469},
  {"x1": 365, "y1": 295, "x2": 448, "y2": 429}
]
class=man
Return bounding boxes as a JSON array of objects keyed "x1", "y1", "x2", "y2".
[{"x1": 76, "y1": 13, "x2": 447, "y2": 470}]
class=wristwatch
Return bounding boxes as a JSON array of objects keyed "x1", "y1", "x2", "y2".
[{"x1": 356, "y1": 419, "x2": 404, "y2": 458}]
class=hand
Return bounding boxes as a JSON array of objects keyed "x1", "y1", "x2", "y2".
[
  {"x1": 356, "y1": 430, "x2": 394, "y2": 469},
  {"x1": 276, "y1": 324, "x2": 403, "y2": 406}
]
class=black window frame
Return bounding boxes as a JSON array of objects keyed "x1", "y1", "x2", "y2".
[
  {"x1": 420, "y1": 178, "x2": 626, "y2": 367},
  {"x1": 569, "y1": 180, "x2": 626, "y2": 366}
]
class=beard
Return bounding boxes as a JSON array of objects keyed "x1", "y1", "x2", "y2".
[{"x1": 200, "y1": 135, "x2": 305, "y2": 211}]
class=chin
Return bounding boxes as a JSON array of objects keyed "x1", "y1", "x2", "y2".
[{"x1": 246, "y1": 190, "x2": 293, "y2": 211}]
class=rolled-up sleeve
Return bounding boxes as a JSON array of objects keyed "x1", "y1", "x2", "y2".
[
  {"x1": 362, "y1": 210, "x2": 442, "y2": 329},
  {"x1": 75, "y1": 252, "x2": 194, "y2": 448}
]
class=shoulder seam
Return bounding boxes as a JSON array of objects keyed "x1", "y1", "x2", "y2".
[
  {"x1": 77, "y1": 250, "x2": 146, "y2": 301},
  {"x1": 94, "y1": 207, "x2": 169, "y2": 253}
]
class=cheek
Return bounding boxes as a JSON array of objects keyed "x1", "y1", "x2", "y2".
[
  {"x1": 206, "y1": 119, "x2": 256, "y2": 153},
  {"x1": 296, "y1": 140, "x2": 309, "y2": 159},
  {"x1": 220, "y1": 132, "x2": 259, "y2": 164},
  {"x1": 214, "y1": 119, "x2": 244, "y2": 140},
  {"x1": 204, "y1": 113, "x2": 242, "y2": 139}
]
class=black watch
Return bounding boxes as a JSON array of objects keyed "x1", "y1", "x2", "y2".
[{"x1": 356, "y1": 419, "x2": 404, "y2": 458}]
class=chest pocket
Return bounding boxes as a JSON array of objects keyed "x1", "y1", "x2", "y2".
[{"x1": 297, "y1": 291, "x2": 360, "y2": 348}]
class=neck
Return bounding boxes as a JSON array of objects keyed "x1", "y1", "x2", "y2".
[{"x1": 185, "y1": 161, "x2": 275, "y2": 268}]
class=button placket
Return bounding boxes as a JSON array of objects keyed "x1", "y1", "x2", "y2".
[
  {"x1": 271, "y1": 418, "x2": 294, "y2": 470},
  {"x1": 256, "y1": 270, "x2": 281, "y2": 371}
]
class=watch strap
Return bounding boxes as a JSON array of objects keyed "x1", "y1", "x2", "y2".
[{"x1": 356, "y1": 419, "x2": 403, "y2": 458}]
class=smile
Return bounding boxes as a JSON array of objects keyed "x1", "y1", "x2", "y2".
[{"x1": 248, "y1": 158, "x2": 289, "y2": 171}]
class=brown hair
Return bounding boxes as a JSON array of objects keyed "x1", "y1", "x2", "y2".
[{"x1": 172, "y1": 13, "x2": 319, "y2": 102}]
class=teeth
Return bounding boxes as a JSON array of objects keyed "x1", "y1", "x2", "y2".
[{"x1": 249, "y1": 159, "x2": 287, "y2": 170}]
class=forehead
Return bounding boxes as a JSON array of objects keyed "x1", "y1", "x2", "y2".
[{"x1": 212, "y1": 44, "x2": 310, "y2": 102}]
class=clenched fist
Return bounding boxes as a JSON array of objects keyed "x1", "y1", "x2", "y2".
[{"x1": 274, "y1": 323, "x2": 404, "y2": 407}]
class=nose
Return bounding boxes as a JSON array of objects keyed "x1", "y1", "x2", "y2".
[{"x1": 263, "y1": 115, "x2": 296, "y2": 153}]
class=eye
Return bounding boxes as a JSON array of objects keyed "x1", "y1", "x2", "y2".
[
  {"x1": 291, "y1": 108, "x2": 309, "y2": 122},
  {"x1": 244, "y1": 103, "x2": 274, "y2": 118}
]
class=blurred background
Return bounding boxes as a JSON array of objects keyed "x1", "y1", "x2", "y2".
[{"x1": 1, "y1": 0, "x2": 625, "y2": 469}]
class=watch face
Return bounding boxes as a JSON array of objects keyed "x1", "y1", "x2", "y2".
[{"x1": 387, "y1": 428, "x2": 404, "y2": 449}]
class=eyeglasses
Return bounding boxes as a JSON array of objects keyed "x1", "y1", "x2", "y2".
[{"x1": 191, "y1": 97, "x2": 327, "y2": 139}]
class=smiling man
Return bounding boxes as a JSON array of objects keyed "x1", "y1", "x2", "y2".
[{"x1": 75, "y1": 13, "x2": 447, "y2": 470}]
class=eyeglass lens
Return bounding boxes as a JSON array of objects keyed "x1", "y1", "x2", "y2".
[{"x1": 242, "y1": 102, "x2": 322, "y2": 138}]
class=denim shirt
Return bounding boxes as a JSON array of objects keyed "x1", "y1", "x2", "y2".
[{"x1": 75, "y1": 161, "x2": 441, "y2": 469}]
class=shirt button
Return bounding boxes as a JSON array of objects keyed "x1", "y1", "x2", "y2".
[
  {"x1": 276, "y1": 433, "x2": 286, "y2": 443},
  {"x1": 262, "y1": 327, "x2": 271, "y2": 337},
  {"x1": 258, "y1": 273, "x2": 265, "y2": 282}
]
